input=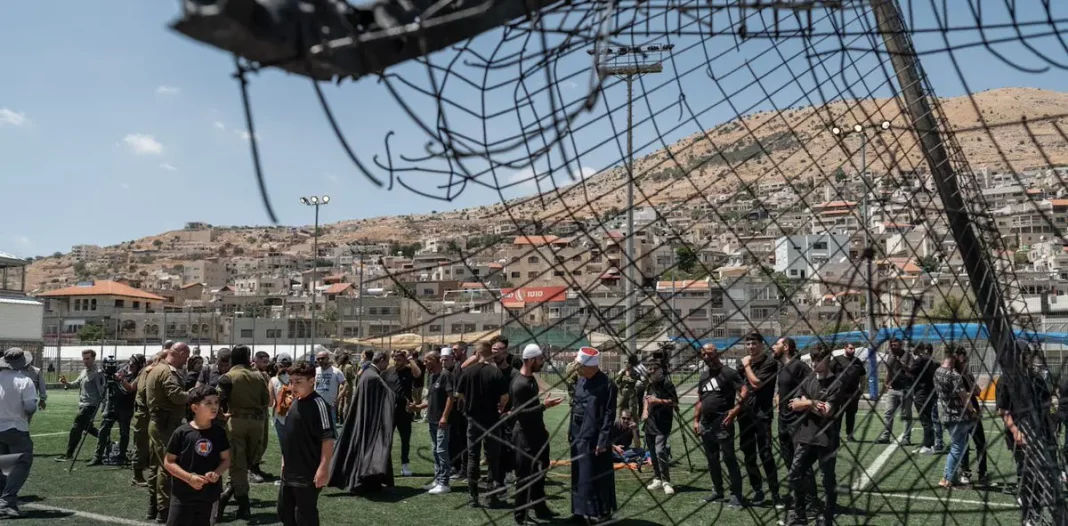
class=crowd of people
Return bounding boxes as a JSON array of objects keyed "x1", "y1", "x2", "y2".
[{"x1": 0, "y1": 328, "x2": 1062, "y2": 525}]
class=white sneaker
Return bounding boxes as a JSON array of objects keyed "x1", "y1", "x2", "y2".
[
  {"x1": 913, "y1": 447, "x2": 934, "y2": 455},
  {"x1": 422, "y1": 481, "x2": 436, "y2": 490},
  {"x1": 647, "y1": 479, "x2": 663, "y2": 490},
  {"x1": 401, "y1": 464, "x2": 413, "y2": 477},
  {"x1": 959, "y1": 475, "x2": 971, "y2": 485},
  {"x1": 663, "y1": 483, "x2": 675, "y2": 496},
  {"x1": 428, "y1": 484, "x2": 451, "y2": 495}
]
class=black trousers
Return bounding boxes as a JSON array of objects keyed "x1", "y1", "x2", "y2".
[
  {"x1": 498, "y1": 424, "x2": 515, "y2": 476},
  {"x1": 738, "y1": 410, "x2": 778, "y2": 495},
  {"x1": 778, "y1": 417, "x2": 816, "y2": 511},
  {"x1": 467, "y1": 416, "x2": 503, "y2": 499},
  {"x1": 277, "y1": 484, "x2": 321, "y2": 526},
  {"x1": 394, "y1": 409, "x2": 412, "y2": 465},
  {"x1": 450, "y1": 413, "x2": 468, "y2": 475},
  {"x1": 700, "y1": 417, "x2": 742, "y2": 497},
  {"x1": 788, "y1": 443, "x2": 836, "y2": 525},
  {"x1": 95, "y1": 406, "x2": 134, "y2": 461},
  {"x1": 962, "y1": 420, "x2": 988, "y2": 477},
  {"x1": 65, "y1": 405, "x2": 100, "y2": 457},
  {"x1": 914, "y1": 391, "x2": 936, "y2": 448},
  {"x1": 843, "y1": 396, "x2": 860, "y2": 437},
  {"x1": 166, "y1": 498, "x2": 216, "y2": 526},
  {"x1": 513, "y1": 427, "x2": 550, "y2": 522}
]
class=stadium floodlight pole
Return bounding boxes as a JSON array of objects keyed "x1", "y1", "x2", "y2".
[
  {"x1": 831, "y1": 120, "x2": 890, "y2": 350},
  {"x1": 301, "y1": 195, "x2": 331, "y2": 347},
  {"x1": 588, "y1": 43, "x2": 672, "y2": 358}
]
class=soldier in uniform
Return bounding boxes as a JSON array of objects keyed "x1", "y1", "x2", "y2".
[
  {"x1": 564, "y1": 359, "x2": 582, "y2": 405},
  {"x1": 133, "y1": 349, "x2": 166, "y2": 490},
  {"x1": 145, "y1": 342, "x2": 191, "y2": 523},
  {"x1": 216, "y1": 345, "x2": 270, "y2": 521},
  {"x1": 250, "y1": 350, "x2": 273, "y2": 483},
  {"x1": 616, "y1": 354, "x2": 643, "y2": 421}
]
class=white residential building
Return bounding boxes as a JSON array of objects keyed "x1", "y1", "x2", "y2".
[{"x1": 774, "y1": 234, "x2": 851, "y2": 280}]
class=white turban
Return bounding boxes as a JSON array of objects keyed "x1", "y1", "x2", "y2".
[
  {"x1": 440, "y1": 346, "x2": 453, "y2": 357},
  {"x1": 522, "y1": 344, "x2": 543, "y2": 360},
  {"x1": 576, "y1": 347, "x2": 600, "y2": 367}
]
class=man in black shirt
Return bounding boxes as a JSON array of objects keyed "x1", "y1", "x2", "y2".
[
  {"x1": 381, "y1": 349, "x2": 421, "y2": 477},
  {"x1": 196, "y1": 348, "x2": 231, "y2": 389},
  {"x1": 413, "y1": 351, "x2": 455, "y2": 495},
  {"x1": 727, "y1": 331, "x2": 780, "y2": 506},
  {"x1": 876, "y1": 338, "x2": 914, "y2": 444},
  {"x1": 786, "y1": 346, "x2": 844, "y2": 526},
  {"x1": 409, "y1": 349, "x2": 426, "y2": 421},
  {"x1": 455, "y1": 342, "x2": 509, "y2": 508},
  {"x1": 832, "y1": 342, "x2": 866, "y2": 442},
  {"x1": 279, "y1": 361, "x2": 336, "y2": 526},
  {"x1": 492, "y1": 337, "x2": 520, "y2": 484},
  {"x1": 642, "y1": 359, "x2": 678, "y2": 496},
  {"x1": 773, "y1": 337, "x2": 813, "y2": 514},
  {"x1": 509, "y1": 344, "x2": 563, "y2": 525},
  {"x1": 443, "y1": 346, "x2": 469, "y2": 480},
  {"x1": 694, "y1": 343, "x2": 744, "y2": 509},
  {"x1": 163, "y1": 385, "x2": 231, "y2": 526},
  {"x1": 909, "y1": 343, "x2": 940, "y2": 454}
]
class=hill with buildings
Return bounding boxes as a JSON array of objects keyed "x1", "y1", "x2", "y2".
[{"x1": 21, "y1": 87, "x2": 1068, "y2": 292}]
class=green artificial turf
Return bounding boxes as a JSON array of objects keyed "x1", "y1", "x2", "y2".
[{"x1": 18, "y1": 391, "x2": 1024, "y2": 525}]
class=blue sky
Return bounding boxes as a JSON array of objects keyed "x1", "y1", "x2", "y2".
[{"x1": 2, "y1": 1, "x2": 1067, "y2": 257}]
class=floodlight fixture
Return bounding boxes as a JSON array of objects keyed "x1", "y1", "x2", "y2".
[
  {"x1": 831, "y1": 126, "x2": 842, "y2": 136},
  {"x1": 853, "y1": 124, "x2": 864, "y2": 133},
  {"x1": 881, "y1": 120, "x2": 891, "y2": 130}
]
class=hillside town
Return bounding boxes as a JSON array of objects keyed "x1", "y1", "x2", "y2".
[{"x1": 3, "y1": 164, "x2": 1067, "y2": 363}]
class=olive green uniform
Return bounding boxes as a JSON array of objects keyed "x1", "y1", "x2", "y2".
[
  {"x1": 564, "y1": 361, "x2": 582, "y2": 404},
  {"x1": 131, "y1": 365, "x2": 153, "y2": 484},
  {"x1": 145, "y1": 364, "x2": 188, "y2": 517},
  {"x1": 616, "y1": 366, "x2": 641, "y2": 417},
  {"x1": 253, "y1": 370, "x2": 271, "y2": 468},
  {"x1": 219, "y1": 365, "x2": 270, "y2": 498}
]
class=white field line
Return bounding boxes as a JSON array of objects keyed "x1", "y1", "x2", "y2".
[
  {"x1": 24, "y1": 503, "x2": 153, "y2": 525},
  {"x1": 846, "y1": 489, "x2": 1019, "y2": 508},
  {"x1": 851, "y1": 432, "x2": 905, "y2": 491},
  {"x1": 29, "y1": 432, "x2": 66, "y2": 438}
]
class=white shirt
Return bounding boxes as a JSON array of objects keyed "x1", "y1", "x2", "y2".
[
  {"x1": 314, "y1": 366, "x2": 346, "y2": 406},
  {"x1": 0, "y1": 369, "x2": 37, "y2": 433}
]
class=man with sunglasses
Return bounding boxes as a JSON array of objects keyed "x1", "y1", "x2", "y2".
[{"x1": 313, "y1": 351, "x2": 346, "y2": 427}]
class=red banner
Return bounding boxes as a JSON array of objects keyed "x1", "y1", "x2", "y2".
[{"x1": 500, "y1": 286, "x2": 567, "y2": 304}]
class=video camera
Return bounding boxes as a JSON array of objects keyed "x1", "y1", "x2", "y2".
[{"x1": 101, "y1": 356, "x2": 120, "y2": 377}]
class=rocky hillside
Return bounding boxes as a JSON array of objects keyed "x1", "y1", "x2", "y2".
[{"x1": 25, "y1": 87, "x2": 1068, "y2": 291}]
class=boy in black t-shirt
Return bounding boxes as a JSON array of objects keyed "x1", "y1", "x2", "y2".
[
  {"x1": 163, "y1": 385, "x2": 231, "y2": 526},
  {"x1": 278, "y1": 361, "x2": 336, "y2": 526}
]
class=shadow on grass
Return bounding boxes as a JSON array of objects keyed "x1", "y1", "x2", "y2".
[{"x1": 323, "y1": 485, "x2": 425, "y2": 503}]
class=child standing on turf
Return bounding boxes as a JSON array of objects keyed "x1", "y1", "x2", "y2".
[
  {"x1": 163, "y1": 385, "x2": 231, "y2": 525},
  {"x1": 278, "y1": 361, "x2": 336, "y2": 526}
]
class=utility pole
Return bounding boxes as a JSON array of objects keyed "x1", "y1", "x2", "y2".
[
  {"x1": 831, "y1": 120, "x2": 890, "y2": 351},
  {"x1": 871, "y1": 0, "x2": 1061, "y2": 522},
  {"x1": 356, "y1": 251, "x2": 364, "y2": 340},
  {"x1": 588, "y1": 43, "x2": 673, "y2": 358},
  {"x1": 300, "y1": 194, "x2": 330, "y2": 347}
]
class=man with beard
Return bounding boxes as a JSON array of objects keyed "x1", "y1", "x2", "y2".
[
  {"x1": 569, "y1": 347, "x2": 618, "y2": 522},
  {"x1": 695, "y1": 343, "x2": 744, "y2": 509},
  {"x1": 773, "y1": 337, "x2": 812, "y2": 514},
  {"x1": 455, "y1": 342, "x2": 509, "y2": 508},
  {"x1": 832, "y1": 343, "x2": 866, "y2": 442},
  {"x1": 786, "y1": 345, "x2": 845, "y2": 526},
  {"x1": 876, "y1": 338, "x2": 914, "y2": 445},
  {"x1": 492, "y1": 337, "x2": 520, "y2": 485},
  {"x1": 726, "y1": 331, "x2": 780, "y2": 507},
  {"x1": 381, "y1": 349, "x2": 421, "y2": 477},
  {"x1": 509, "y1": 344, "x2": 563, "y2": 525},
  {"x1": 444, "y1": 345, "x2": 469, "y2": 481},
  {"x1": 196, "y1": 348, "x2": 231, "y2": 389},
  {"x1": 329, "y1": 351, "x2": 395, "y2": 494},
  {"x1": 908, "y1": 343, "x2": 940, "y2": 455},
  {"x1": 642, "y1": 358, "x2": 678, "y2": 496},
  {"x1": 91, "y1": 354, "x2": 144, "y2": 466},
  {"x1": 145, "y1": 342, "x2": 192, "y2": 523}
]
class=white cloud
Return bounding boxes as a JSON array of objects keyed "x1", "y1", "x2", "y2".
[
  {"x1": 236, "y1": 130, "x2": 260, "y2": 141},
  {"x1": 0, "y1": 108, "x2": 27, "y2": 126},
  {"x1": 120, "y1": 182, "x2": 131, "y2": 190},
  {"x1": 159, "y1": 163, "x2": 178, "y2": 171},
  {"x1": 213, "y1": 121, "x2": 225, "y2": 130},
  {"x1": 156, "y1": 85, "x2": 181, "y2": 95},
  {"x1": 123, "y1": 134, "x2": 164, "y2": 155},
  {"x1": 572, "y1": 166, "x2": 598, "y2": 181}
]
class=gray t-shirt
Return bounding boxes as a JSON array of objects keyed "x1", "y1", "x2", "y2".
[{"x1": 0, "y1": 370, "x2": 38, "y2": 432}]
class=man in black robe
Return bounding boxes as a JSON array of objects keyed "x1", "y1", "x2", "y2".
[
  {"x1": 328, "y1": 351, "x2": 395, "y2": 493},
  {"x1": 569, "y1": 347, "x2": 618, "y2": 522}
]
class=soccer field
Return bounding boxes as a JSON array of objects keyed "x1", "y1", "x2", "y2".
[{"x1": 19, "y1": 391, "x2": 1023, "y2": 525}]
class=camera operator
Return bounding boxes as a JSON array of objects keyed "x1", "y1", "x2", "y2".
[
  {"x1": 55, "y1": 349, "x2": 105, "y2": 462},
  {"x1": 90, "y1": 355, "x2": 145, "y2": 466}
]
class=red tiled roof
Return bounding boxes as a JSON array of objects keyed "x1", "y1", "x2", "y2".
[
  {"x1": 38, "y1": 280, "x2": 165, "y2": 301},
  {"x1": 180, "y1": 282, "x2": 203, "y2": 290},
  {"x1": 512, "y1": 235, "x2": 567, "y2": 246},
  {"x1": 1050, "y1": 199, "x2": 1068, "y2": 207},
  {"x1": 324, "y1": 283, "x2": 353, "y2": 295}
]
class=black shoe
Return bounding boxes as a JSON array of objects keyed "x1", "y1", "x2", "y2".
[
  {"x1": 484, "y1": 495, "x2": 506, "y2": 509},
  {"x1": 514, "y1": 513, "x2": 528, "y2": 525},
  {"x1": 145, "y1": 504, "x2": 157, "y2": 521},
  {"x1": 236, "y1": 496, "x2": 251, "y2": 520},
  {"x1": 846, "y1": 435, "x2": 857, "y2": 442},
  {"x1": 155, "y1": 511, "x2": 168, "y2": 524},
  {"x1": 533, "y1": 506, "x2": 558, "y2": 520},
  {"x1": 874, "y1": 437, "x2": 890, "y2": 444},
  {"x1": 771, "y1": 494, "x2": 784, "y2": 510},
  {"x1": 216, "y1": 486, "x2": 233, "y2": 522},
  {"x1": 469, "y1": 498, "x2": 483, "y2": 509},
  {"x1": 87, "y1": 458, "x2": 104, "y2": 467},
  {"x1": 751, "y1": 490, "x2": 766, "y2": 506},
  {"x1": 702, "y1": 491, "x2": 724, "y2": 503}
]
